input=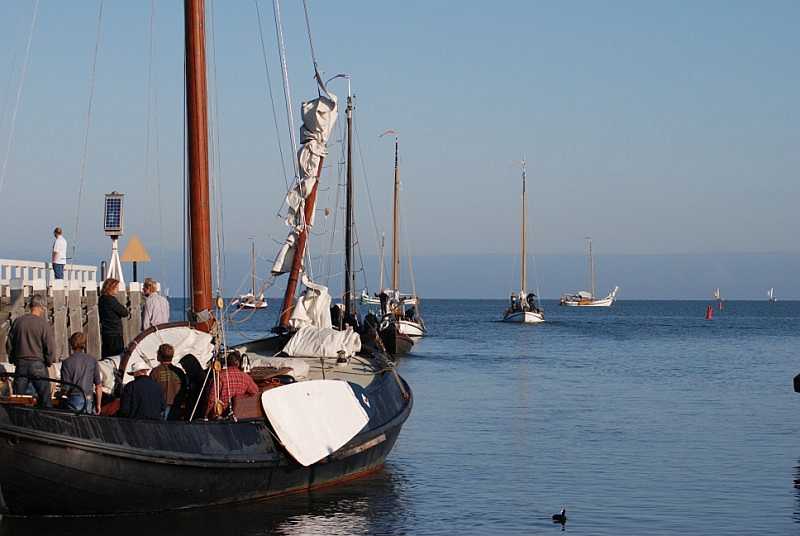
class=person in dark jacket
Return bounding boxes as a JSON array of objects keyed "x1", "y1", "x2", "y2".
[
  {"x1": 118, "y1": 361, "x2": 165, "y2": 420},
  {"x1": 6, "y1": 294, "x2": 56, "y2": 407},
  {"x1": 179, "y1": 354, "x2": 208, "y2": 420},
  {"x1": 149, "y1": 344, "x2": 186, "y2": 420},
  {"x1": 98, "y1": 278, "x2": 129, "y2": 358}
]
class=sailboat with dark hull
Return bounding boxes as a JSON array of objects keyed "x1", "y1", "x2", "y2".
[{"x1": 0, "y1": 0, "x2": 411, "y2": 516}]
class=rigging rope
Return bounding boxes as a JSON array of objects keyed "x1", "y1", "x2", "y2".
[
  {"x1": 300, "y1": 0, "x2": 322, "y2": 92},
  {"x1": 145, "y1": 0, "x2": 165, "y2": 282},
  {"x1": 272, "y1": 0, "x2": 299, "y2": 178},
  {"x1": 254, "y1": 0, "x2": 290, "y2": 192},
  {"x1": 0, "y1": 0, "x2": 40, "y2": 197},
  {"x1": 71, "y1": 0, "x2": 104, "y2": 260},
  {"x1": 354, "y1": 121, "x2": 386, "y2": 290}
]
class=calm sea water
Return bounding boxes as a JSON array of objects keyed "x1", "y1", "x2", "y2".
[{"x1": 3, "y1": 299, "x2": 800, "y2": 535}]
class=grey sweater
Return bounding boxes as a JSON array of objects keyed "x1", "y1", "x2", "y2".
[{"x1": 6, "y1": 314, "x2": 56, "y2": 365}]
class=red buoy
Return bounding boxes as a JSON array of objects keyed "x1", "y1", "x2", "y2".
[{"x1": 705, "y1": 304, "x2": 714, "y2": 320}]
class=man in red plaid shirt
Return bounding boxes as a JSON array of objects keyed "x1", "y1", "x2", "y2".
[{"x1": 206, "y1": 351, "x2": 259, "y2": 418}]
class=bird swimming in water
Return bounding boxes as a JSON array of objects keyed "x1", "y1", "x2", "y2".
[{"x1": 552, "y1": 507, "x2": 567, "y2": 525}]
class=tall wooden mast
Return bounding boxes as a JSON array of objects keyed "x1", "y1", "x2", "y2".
[
  {"x1": 185, "y1": 0, "x2": 213, "y2": 329},
  {"x1": 344, "y1": 93, "x2": 355, "y2": 319},
  {"x1": 391, "y1": 136, "x2": 400, "y2": 291},
  {"x1": 520, "y1": 160, "x2": 527, "y2": 296}
]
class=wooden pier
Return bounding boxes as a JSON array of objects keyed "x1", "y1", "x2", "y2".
[{"x1": 0, "y1": 259, "x2": 146, "y2": 363}]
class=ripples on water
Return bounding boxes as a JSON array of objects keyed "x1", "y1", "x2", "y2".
[{"x1": 2, "y1": 300, "x2": 799, "y2": 535}]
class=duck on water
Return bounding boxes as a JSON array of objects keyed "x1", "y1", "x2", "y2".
[{"x1": 0, "y1": 0, "x2": 412, "y2": 517}]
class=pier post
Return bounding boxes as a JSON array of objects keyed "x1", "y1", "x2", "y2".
[
  {"x1": 85, "y1": 286, "x2": 101, "y2": 360},
  {"x1": 51, "y1": 280, "x2": 68, "y2": 362}
]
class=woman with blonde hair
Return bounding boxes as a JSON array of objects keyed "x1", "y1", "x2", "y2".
[{"x1": 98, "y1": 278, "x2": 129, "y2": 357}]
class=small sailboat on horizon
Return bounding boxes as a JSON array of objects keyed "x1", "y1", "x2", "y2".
[
  {"x1": 231, "y1": 238, "x2": 267, "y2": 309},
  {"x1": 503, "y1": 159, "x2": 544, "y2": 324},
  {"x1": 560, "y1": 237, "x2": 619, "y2": 307},
  {"x1": 768, "y1": 287, "x2": 776, "y2": 303}
]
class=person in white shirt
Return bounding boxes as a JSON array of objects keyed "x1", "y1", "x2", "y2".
[
  {"x1": 51, "y1": 227, "x2": 67, "y2": 280},
  {"x1": 142, "y1": 277, "x2": 170, "y2": 329}
]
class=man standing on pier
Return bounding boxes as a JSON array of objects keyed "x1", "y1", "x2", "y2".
[
  {"x1": 142, "y1": 278, "x2": 170, "y2": 329},
  {"x1": 6, "y1": 295, "x2": 56, "y2": 407},
  {"x1": 51, "y1": 227, "x2": 67, "y2": 280}
]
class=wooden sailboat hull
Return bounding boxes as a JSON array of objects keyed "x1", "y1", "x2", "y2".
[
  {"x1": 396, "y1": 320, "x2": 426, "y2": 338},
  {"x1": 560, "y1": 297, "x2": 615, "y2": 307},
  {"x1": 502, "y1": 311, "x2": 545, "y2": 323},
  {"x1": 0, "y1": 374, "x2": 411, "y2": 516},
  {"x1": 378, "y1": 323, "x2": 414, "y2": 357}
]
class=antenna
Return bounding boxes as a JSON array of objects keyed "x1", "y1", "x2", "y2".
[{"x1": 104, "y1": 192, "x2": 125, "y2": 284}]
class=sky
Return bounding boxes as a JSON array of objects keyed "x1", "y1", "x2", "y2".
[{"x1": 0, "y1": 1, "x2": 797, "y2": 298}]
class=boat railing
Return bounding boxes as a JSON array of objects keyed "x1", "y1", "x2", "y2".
[{"x1": 0, "y1": 371, "x2": 88, "y2": 414}]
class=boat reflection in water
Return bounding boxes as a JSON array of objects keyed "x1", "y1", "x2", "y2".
[{"x1": 0, "y1": 465, "x2": 412, "y2": 536}]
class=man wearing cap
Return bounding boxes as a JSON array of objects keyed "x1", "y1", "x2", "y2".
[
  {"x1": 118, "y1": 361, "x2": 165, "y2": 420},
  {"x1": 51, "y1": 227, "x2": 67, "y2": 280},
  {"x1": 6, "y1": 294, "x2": 56, "y2": 407}
]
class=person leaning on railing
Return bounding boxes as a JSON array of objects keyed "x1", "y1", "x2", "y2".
[
  {"x1": 60, "y1": 332, "x2": 103, "y2": 414},
  {"x1": 5, "y1": 294, "x2": 56, "y2": 407},
  {"x1": 98, "y1": 278, "x2": 129, "y2": 358}
]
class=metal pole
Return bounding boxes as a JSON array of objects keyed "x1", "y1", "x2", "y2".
[{"x1": 344, "y1": 94, "x2": 354, "y2": 319}]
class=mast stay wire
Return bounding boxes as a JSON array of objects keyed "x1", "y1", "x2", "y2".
[
  {"x1": 254, "y1": 0, "x2": 290, "y2": 195},
  {"x1": 207, "y1": 0, "x2": 228, "y2": 341},
  {"x1": 144, "y1": 0, "x2": 165, "y2": 283},
  {"x1": 0, "y1": 0, "x2": 40, "y2": 198},
  {"x1": 353, "y1": 118, "x2": 386, "y2": 292},
  {"x1": 0, "y1": 16, "x2": 25, "y2": 139},
  {"x1": 71, "y1": 0, "x2": 103, "y2": 260}
]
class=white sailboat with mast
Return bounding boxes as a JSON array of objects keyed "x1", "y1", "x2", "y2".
[
  {"x1": 503, "y1": 159, "x2": 544, "y2": 323},
  {"x1": 232, "y1": 238, "x2": 267, "y2": 309},
  {"x1": 560, "y1": 237, "x2": 619, "y2": 307},
  {"x1": 768, "y1": 287, "x2": 776, "y2": 303},
  {"x1": 378, "y1": 130, "x2": 426, "y2": 338}
]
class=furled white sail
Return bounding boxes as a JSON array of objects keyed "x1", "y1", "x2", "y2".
[
  {"x1": 272, "y1": 93, "x2": 338, "y2": 275},
  {"x1": 288, "y1": 275, "x2": 333, "y2": 330}
]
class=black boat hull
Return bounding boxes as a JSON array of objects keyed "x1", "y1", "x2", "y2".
[
  {"x1": 379, "y1": 323, "x2": 414, "y2": 357},
  {"x1": 0, "y1": 374, "x2": 412, "y2": 516}
]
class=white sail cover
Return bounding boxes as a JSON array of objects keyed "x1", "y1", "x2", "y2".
[
  {"x1": 272, "y1": 93, "x2": 338, "y2": 275},
  {"x1": 283, "y1": 325, "x2": 361, "y2": 359}
]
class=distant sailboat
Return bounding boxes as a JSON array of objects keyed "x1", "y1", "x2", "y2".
[
  {"x1": 232, "y1": 239, "x2": 267, "y2": 309},
  {"x1": 713, "y1": 288, "x2": 724, "y2": 310},
  {"x1": 768, "y1": 287, "x2": 776, "y2": 303},
  {"x1": 502, "y1": 159, "x2": 544, "y2": 323},
  {"x1": 375, "y1": 131, "x2": 422, "y2": 354},
  {"x1": 560, "y1": 237, "x2": 619, "y2": 307}
]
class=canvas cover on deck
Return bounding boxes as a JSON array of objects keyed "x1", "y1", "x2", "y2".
[{"x1": 283, "y1": 325, "x2": 361, "y2": 359}]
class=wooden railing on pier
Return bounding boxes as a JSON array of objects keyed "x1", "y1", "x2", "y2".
[{"x1": 0, "y1": 259, "x2": 146, "y2": 363}]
